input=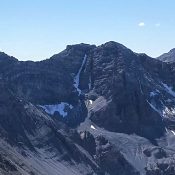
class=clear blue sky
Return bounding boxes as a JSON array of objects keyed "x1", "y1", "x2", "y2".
[{"x1": 0, "y1": 0, "x2": 175, "y2": 61}]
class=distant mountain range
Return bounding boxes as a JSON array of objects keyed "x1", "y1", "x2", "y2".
[{"x1": 0, "y1": 41, "x2": 175, "y2": 175}]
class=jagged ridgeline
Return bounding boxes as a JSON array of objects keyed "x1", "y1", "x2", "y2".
[{"x1": 0, "y1": 42, "x2": 175, "y2": 175}]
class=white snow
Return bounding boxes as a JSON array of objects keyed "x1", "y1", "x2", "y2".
[
  {"x1": 74, "y1": 55, "x2": 87, "y2": 95},
  {"x1": 171, "y1": 130, "x2": 175, "y2": 136},
  {"x1": 162, "y1": 82, "x2": 175, "y2": 98},
  {"x1": 39, "y1": 103, "x2": 73, "y2": 117},
  {"x1": 165, "y1": 127, "x2": 169, "y2": 133},
  {"x1": 147, "y1": 99, "x2": 175, "y2": 118},
  {"x1": 89, "y1": 100, "x2": 93, "y2": 105},
  {"x1": 90, "y1": 125, "x2": 96, "y2": 130},
  {"x1": 150, "y1": 92, "x2": 157, "y2": 97},
  {"x1": 150, "y1": 90, "x2": 160, "y2": 97},
  {"x1": 163, "y1": 106, "x2": 175, "y2": 117},
  {"x1": 85, "y1": 100, "x2": 93, "y2": 108},
  {"x1": 165, "y1": 128, "x2": 175, "y2": 136}
]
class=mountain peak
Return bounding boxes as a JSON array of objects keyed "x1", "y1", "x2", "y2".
[
  {"x1": 101, "y1": 41, "x2": 128, "y2": 49},
  {"x1": 157, "y1": 48, "x2": 175, "y2": 63},
  {"x1": 66, "y1": 43, "x2": 96, "y2": 52},
  {"x1": 0, "y1": 42, "x2": 175, "y2": 175},
  {"x1": 0, "y1": 52, "x2": 18, "y2": 62},
  {"x1": 169, "y1": 48, "x2": 175, "y2": 53},
  {"x1": 0, "y1": 51, "x2": 9, "y2": 58}
]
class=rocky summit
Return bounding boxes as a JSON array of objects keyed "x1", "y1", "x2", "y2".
[
  {"x1": 157, "y1": 48, "x2": 175, "y2": 63},
  {"x1": 0, "y1": 41, "x2": 175, "y2": 175}
]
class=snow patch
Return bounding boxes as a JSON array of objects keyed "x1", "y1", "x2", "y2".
[
  {"x1": 147, "y1": 100, "x2": 175, "y2": 118},
  {"x1": 90, "y1": 125, "x2": 96, "y2": 130},
  {"x1": 162, "y1": 82, "x2": 175, "y2": 98},
  {"x1": 89, "y1": 100, "x2": 93, "y2": 105},
  {"x1": 74, "y1": 55, "x2": 87, "y2": 95},
  {"x1": 39, "y1": 103, "x2": 73, "y2": 117},
  {"x1": 85, "y1": 100, "x2": 93, "y2": 108},
  {"x1": 150, "y1": 92, "x2": 157, "y2": 97},
  {"x1": 171, "y1": 130, "x2": 175, "y2": 136},
  {"x1": 150, "y1": 90, "x2": 160, "y2": 97},
  {"x1": 165, "y1": 127, "x2": 169, "y2": 133},
  {"x1": 163, "y1": 106, "x2": 175, "y2": 117}
]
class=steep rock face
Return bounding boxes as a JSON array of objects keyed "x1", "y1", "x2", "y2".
[
  {"x1": 0, "y1": 42, "x2": 175, "y2": 175},
  {"x1": 78, "y1": 42, "x2": 175, "y2": 175},
  {"x1": 84, "y1": 42, "x2": 165, "y2": 140},
  {"x1": 0, "y1": 44, "x2": 95, "y2": 104},
  {"x1": 0, "y1": 45, "x2": 95, "y2": 128}
]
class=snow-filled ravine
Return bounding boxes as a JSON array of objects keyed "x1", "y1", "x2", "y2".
[
  {"x1": 162, "y1": 82, "x2": 175, "y2": 98},
  {"x1": 39, "y1": 103, "x2": 73, "y2": 117},
  {"x1": 39, "y1": 55, "x2": 88, "y2": 117},
  {"x1": 74, "y1": 54, "x2": 87, "y2": 95}
]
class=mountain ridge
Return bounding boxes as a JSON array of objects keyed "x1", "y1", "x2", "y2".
[
  {"x1": 157, "y1": 48, "x2": 175, "y2": 63},
  {"x1": 0, "y1": 41, "x2": 175, "y2": 175},
  {"x1": 0, "y1": 41, "x2": 164, "y2": 62}
]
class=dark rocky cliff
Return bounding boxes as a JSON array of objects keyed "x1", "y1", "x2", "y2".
[{"x1": 0, "y1": 42, "x2": 175, "y2": 175}]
